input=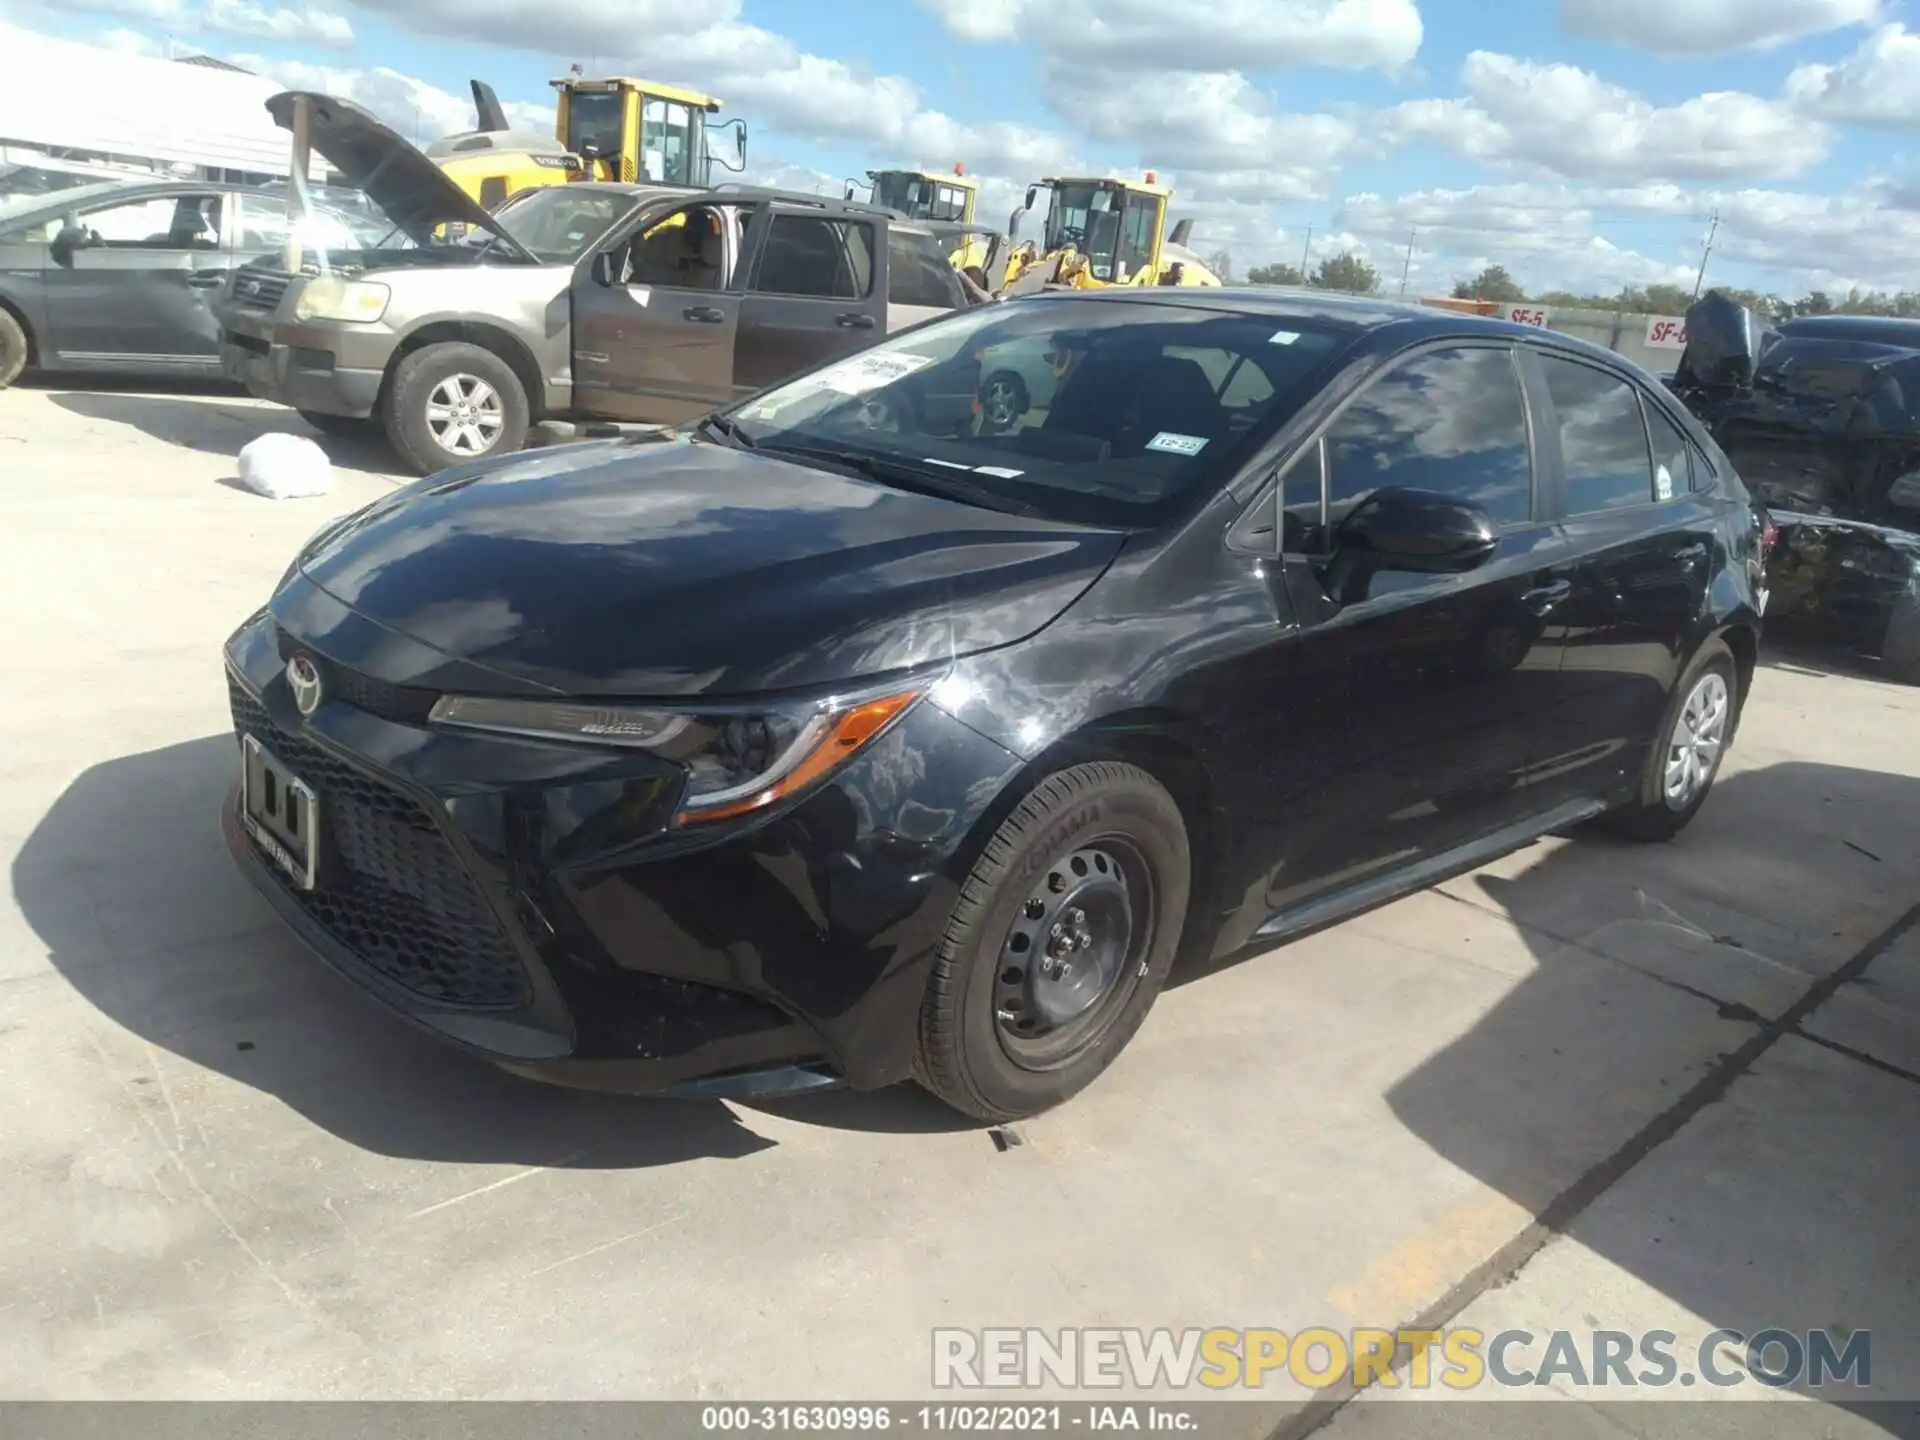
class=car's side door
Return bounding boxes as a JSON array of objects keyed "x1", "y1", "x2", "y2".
[
  {"x1": 733, "y1": 208, "x2": 888, "y2": 398},
  {"x1": 570, "y1": 199, "x2": 742, "y2": 423},
  {"x1": 1518, "y1": 350, "x2": 1720, "y2": 809},
  {"x1": 1256, "y1": 342, "x2": 1570, "y2": 914},
  {"x1": 40, "y1": 190, "x2": 233, "y2": 366}
]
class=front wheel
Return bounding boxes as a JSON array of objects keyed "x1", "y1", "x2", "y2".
[
  {"x1": 0, "y1": 307, "x2": 28, "y2": 389},
  {"x1": 382, "y1": 342, "x2": 529, "y2": 476},
  {"x1": 1600, "y1": 638, "x2": 1739, "y2": 842},
  {"x1": 915, "y1": 761, "x2": 1191, "y2": 1122}
]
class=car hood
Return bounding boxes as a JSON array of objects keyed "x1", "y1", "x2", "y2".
[
  {"x1": 292, "y1": 438, "x2": 1126, "y2": 698},
  {"x1": 263, "y1": 91, "x2": 533, "y2": 259}
]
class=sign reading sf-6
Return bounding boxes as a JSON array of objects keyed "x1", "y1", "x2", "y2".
[
  {"x1": 1504, "y1": 305, "x2": 1551, "y2": 327},
  {"x1": 1645, "y1": 316, "x2": 1689, "y2": 349}
]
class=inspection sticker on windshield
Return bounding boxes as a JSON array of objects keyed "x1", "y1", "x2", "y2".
[
  {"x1": 1655, "y1": 464, "x2": 1674, "y2": 501},
  {"x1": 817, "y1": 352, "x2": 936, "y2": 394},
  {"x1": 1146, "y1": 432, "x2": 1209, "y2": 457},
  {"x1": 973, "y1": 465, "x2": 1026, "y2": 479},
  {"x1": 1269, "y1": 330, "x2": 1301, "y2": 345}
]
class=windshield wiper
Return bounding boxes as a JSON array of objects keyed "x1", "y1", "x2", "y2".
[
  {"x1": 696, "y1": 413, "x2": 757, "y2": 449},
  {"x1": 760, "y1": 442, "x2": 1043, "y2": 516}
]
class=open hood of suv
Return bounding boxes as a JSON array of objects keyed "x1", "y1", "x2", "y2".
[{"x1": 264, "y1": 91, "x2": 535, "y2": 260}]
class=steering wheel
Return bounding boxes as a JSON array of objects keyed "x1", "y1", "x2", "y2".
[{"x1": 848, "y1": 392, "x2": 906, "y2": 434}]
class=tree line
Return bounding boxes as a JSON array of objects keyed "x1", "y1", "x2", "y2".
[{"x1": 1205, "y1": 251, "x2": 1920, "y2": 319}]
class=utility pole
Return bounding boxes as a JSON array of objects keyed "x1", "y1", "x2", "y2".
[
  {"x1": 1399, "y1": 228, "x2": 1417, "y2": 297},
  {"x1": 1691, "y1": 209, "x2": 1720, "y2": 301},
  {"x1": 1299, "y1": 226, "x2": 1314, "y2": 284}
]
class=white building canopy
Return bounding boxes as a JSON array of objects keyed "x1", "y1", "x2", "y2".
[{"x1": 0, "y1": 24, "x2": 303, "y2": 179}]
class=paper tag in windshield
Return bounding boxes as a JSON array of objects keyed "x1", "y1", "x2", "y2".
[
  {"x1": 1146, "y1": 432, "x2": 1209, "y2": 457},
  {"x1": 817, "y1": 352, "x2": 936, "y2": 394},
  {"x1": 1269, "y1": 330, "x2": 1301, "y2": 345},
  {"x1": 1655, "y1": 464, "x2": 1674, "y2": 501}
]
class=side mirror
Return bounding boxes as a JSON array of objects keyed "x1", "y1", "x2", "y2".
[
  {"x1": 590, "y1": 250, "x2": 617, "y2": 287},
  {"x1": 1334, "y1": 487, "x2": 1498, "y2": 574},
  {"x1": 50, "y1": 222, "x2": 89, "y2": 265},
  {"x1": 1169, "y1": 218, "x2": 1194, "y2": 247},
  {"x1": 735, "y1": 122, "x2": 748, "y2": 168},
  {"x1": 1022, "y1": 185, "x2": 1038, "y2": 211}
]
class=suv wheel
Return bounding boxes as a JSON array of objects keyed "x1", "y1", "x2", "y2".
[
  {"x1": 1601, "y1": 638, "x2": 1739, "y2": 842},
  {"x1": 915, "y1": 761, "x2": 1191, "y2": 1122},
  {"x1": 0, "y1": 307, "x2": 29, "y2": 389},
  {"x1": 383, "y1": 342, "x2": 529, "y2": 475}
]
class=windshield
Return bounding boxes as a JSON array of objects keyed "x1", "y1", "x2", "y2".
[
  {"x1": 567, "y1": 90, "x2": 626, "y2": 160},
  {"x1": 1044, "y1": 183, "x2": 1127, "y2": 279},
  {"x1": 490, "y1": 186, "x2": 634, "y2": 262},
  {"x1": 872, "y1": 173, "x2": 930, "y2": 216},
  {"x1": 720, "y1": 298, "x2": 1353, "y2": 528}
]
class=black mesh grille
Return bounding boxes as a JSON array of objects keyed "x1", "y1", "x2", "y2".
[
  {"x1": 273, "y1": 628, "x2": 440, "y2": 725},
  {"x1": 229, "y1": 678, "x2": 532, "y2": 1011},
  {"x1": 229, "y1": 264, "x2": 293, "y2": 312}
]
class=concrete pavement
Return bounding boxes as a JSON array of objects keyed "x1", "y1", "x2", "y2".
[{"x1": 1, "y1": 381, "x2": 1916, "y2": 1432}]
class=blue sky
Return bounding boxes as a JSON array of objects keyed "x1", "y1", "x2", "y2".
[{"x1": 6, "y1": 0, "x2": 1920, "y2": 299}]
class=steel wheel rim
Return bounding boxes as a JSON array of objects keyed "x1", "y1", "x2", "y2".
[
  {"x1": 425, "y1": 374, "x2": 505, "y2": 456},
  {"x1": 994, "y1": 838, "x2": 1154, "y2": 1071},
  {"x1": 1663, "y1": 670, "x2": 1730, "y2": 810}
]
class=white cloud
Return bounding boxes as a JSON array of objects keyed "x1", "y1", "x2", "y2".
[
  {"x1": 1391, "y1": 52, "x2": 1831, "y2": 183},
  {"x1": 56, "y1": 0, "x2": 351, "y2": 46},
  {"x1": 923, "y1": 0, "x2": 1422, "y2": 74},
  {"x1": 1785, "y1": 22, "x2": 1920, "y2": 124},
  {"x1": 1561, "y1": 0, "x2": 1885, "y2": 55}
]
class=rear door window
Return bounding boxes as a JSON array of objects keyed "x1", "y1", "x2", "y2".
[
  {"x1": 751, "y1": 215, "x2": 876, "y2": 300},
  {"x1": 1537, "y1": 355, "x2": 1655, "y2": 515}
]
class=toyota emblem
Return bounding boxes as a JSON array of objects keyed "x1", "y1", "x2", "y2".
[
  {"x1": 287, "y1": 654, "x2": 323, "y2": 716},
  {"x1": 239, "y1": 278, "x2": 259, "y2": 295}
]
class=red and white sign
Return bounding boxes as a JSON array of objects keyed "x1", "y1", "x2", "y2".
[
  {"x1": 1504, "y1": 305, "x2": 1551, "y2": 327},
  {"x1": 1645, "y1": 316, "x2": 1689, "y2": 349}
]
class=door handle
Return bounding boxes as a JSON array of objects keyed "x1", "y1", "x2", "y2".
[
  {"x1": 1521, "y1": 579, "x2": 1572, "y2": 615},
  {"x1": 187, "y1": 270, "x2": 228, "y2": 289},
  {"x1": 836, "y1": 312, "x2": 876, "y2": 329},
  {"x1": 682, "y1": 305, "x2": 725, "y2": 323}
]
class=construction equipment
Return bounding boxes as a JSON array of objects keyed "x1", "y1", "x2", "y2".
[
  {"x1": 428, "y1": 77, "x2": 747, "y2": 209},
  {"x1": 845, "y1": 163, "x2": 997, "y2": 276},
  {"x1": 997, "y1": 173, "x2": 1220, "y2": 293}
]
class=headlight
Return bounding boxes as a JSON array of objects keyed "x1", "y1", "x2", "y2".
[
  {"x1": 428, "y1": 680, "x2": 930, "y2": 824},
  {"x1": 293, "y1": 275, "x2": 390, "y2": 323}
]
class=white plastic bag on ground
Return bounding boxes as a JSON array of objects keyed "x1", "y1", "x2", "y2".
[{"x1": 236, "y1": 432, "x2": 332, "y2": 499}]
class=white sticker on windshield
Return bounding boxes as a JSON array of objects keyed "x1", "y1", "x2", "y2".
[
  {"x1": 923, "y1": 458, "x2": 973, "y2": 470},
  {"x1": 1269, "y1": 330, "x2": 1301, "y2": 345},
  {"x1": 1654, "y1": 464, "x2": 1674, "y2": 501},
  {"x1": 818, "y1": 351, "x2": 936, "y2": 394},
  {"x1": 973, "y1": 465, "x2": 1027, "y2": 479},
  {"x1": 1146, "y1": 432, "x2": 1209, "y2": 457}
]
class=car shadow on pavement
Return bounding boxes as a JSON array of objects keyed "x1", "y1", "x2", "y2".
[
  {"x1": 43, "y1": 388, "x2": 403, "y2": 476},
  {"x1": 15, "y1": 734, "x2": 969, "y2": 1173},
  {"x1": 1360, "y1": 760, "x2": 1919, "y2": 1428}
]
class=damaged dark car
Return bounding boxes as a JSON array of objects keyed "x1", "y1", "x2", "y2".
[{"x1": 1670, "y1": 294, "x2": 1920, "y2": 681}]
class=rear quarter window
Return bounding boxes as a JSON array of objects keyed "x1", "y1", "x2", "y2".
[{"x1": 886, "y1": 230, "x2": 963, "y2": 309}]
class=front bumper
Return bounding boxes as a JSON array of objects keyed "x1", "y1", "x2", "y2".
[
  {"x1": 218, "y1": 308, "x2": 391, "y2": 418},
  {"x1": 219, "y1": 595, "x2": 1024, "y2": 1096}
]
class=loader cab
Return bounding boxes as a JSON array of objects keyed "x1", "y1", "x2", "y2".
[
  {"x1": 1024, "y1": 174, "x2": 1170, "y2": 285},
  {"x1": 859, "y1": 165, "x2": 978, "y2": 225},
  {"x1": 552, "y1": 77, "x2": 747, "y2": 188}
]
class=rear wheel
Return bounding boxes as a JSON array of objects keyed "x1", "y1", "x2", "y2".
[
  {"x1": 1600, "y1": 638, "x2": 1739, "y2": 842},
  {"x1": 382, "y1": 342, "x2": 529, "y2": 476},
  {"x1": 915, "y1": 762, "x2": 1190, "y2": 1122},
  {"x1": 0, "y1": 307, "x2": 28, "y2": 389},
  {"x1": 979, "y1": 370, "x2": 1029, "y2": 432},
  {"x1": 1881, "y1": 595, "x2": 1920, "y2": 685}
]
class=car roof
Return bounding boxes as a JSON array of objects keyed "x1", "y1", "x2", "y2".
[{"x1": 1002, "y1": 286, "x2": 1639, "y2": 370}]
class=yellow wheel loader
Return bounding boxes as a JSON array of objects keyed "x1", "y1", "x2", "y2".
[
  {"x1": 997, "y1": 173, "x2": 1221, "y2": 294},
  {"x1": 429, "y1": 77, "x2": 748, "y2": 210},
  {"x1": 845, "y1": 164, "x2": 1001, "y2": 281}
]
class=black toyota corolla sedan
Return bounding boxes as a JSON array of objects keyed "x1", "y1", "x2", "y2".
[{"x1": 221, "y1": 289, "x2": 1766, "y2": 1121}]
